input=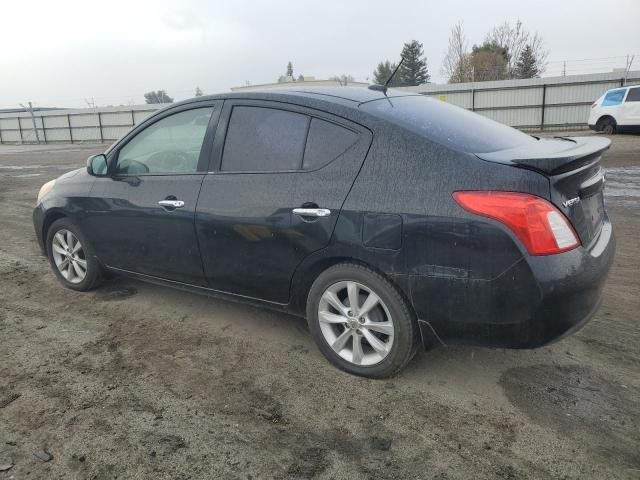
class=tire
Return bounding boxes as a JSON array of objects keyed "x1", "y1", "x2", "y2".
[
  {"x1": 598, "y1": 117, "x2": 616, "y2": 135},
  {"x1": 306, "y1": 263, "x2": 419, "y2": 378},
  {"x1": 46, "y1": 218, "x2": 103, "y2": 292}
]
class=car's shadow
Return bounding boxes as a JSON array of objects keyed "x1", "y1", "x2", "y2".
[{"x1": 93, "y1": 274, "x2": 558, "y2": 387}]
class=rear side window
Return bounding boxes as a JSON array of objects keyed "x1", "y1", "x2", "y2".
[
  {"x1": 360, "y1": 95, "x2": 535, "y2": 154},
  {"x1": 602, "y1": 89, "x2": 626, "y2": 106},
  {"x1": 221, "y1": 106, "x2": 309, "y2": 171},
  {"x1": 625, "y1": 87, "x2": 640, "y2": 102},
  {"x1": 303, "y1": 118, "x2": 359, "y2": 170}
]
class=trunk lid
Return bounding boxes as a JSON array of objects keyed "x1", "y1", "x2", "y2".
[{"x1": 477, "y1": 136, "x2": 611, "y2": 248}]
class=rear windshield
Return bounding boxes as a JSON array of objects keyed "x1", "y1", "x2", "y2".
[{"x1": 360, "y1": 95, "x2": 536, "y2": 154}]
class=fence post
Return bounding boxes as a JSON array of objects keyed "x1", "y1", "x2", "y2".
[
  {"x1": 97, "y1": 112, "x2": 104, "y2": 143},
  {"x1": 17, "y1": 117, "x2": 24, "y2": 144},
  {"x1": 131, "y1": 110, "x2": 135, "y2": 126},
  {"x1": 67, "y1": 114, "x2": 73, "y2": 143},
  {"x1": 0, "y1": 122, "x2": 3, "y2": 144},
  {"x1": 540, "y1": 84, "x2": 547, "y2": 131},
  {"x1": 41, "y1": 116, "x2": 47, "y2": 143},
  {"x1": 471, "y1": 88, "x2": 475, "y2": 112}
]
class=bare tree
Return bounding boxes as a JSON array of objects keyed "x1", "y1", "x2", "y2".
[
  {"x1": 329, "y1": 74, "x2": 355, "y2": 86},
  {"x1": 485, "y1": 20, "x2": 548, "y2": 78},
  {"x1": 442, "y1": 22, "x2": 473, "y2": 83}
]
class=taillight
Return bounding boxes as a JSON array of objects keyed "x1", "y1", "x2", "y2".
[{"x1": 453, "y1": 191, "x2": 580, "y2": 255}]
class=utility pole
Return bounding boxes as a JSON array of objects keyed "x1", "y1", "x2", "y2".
[
  {"x1": 19, "y1": 102, "x2": 40, "y2": 144},
  {"x1": 623, "y1": 54, "x2": 635, "y2": 86},
  {"x1": 562, "y1": 61, "x2": 566, "y2": 77},
  {"x1": 85, "y1": 98, "x2": 100, "y2": 142}
]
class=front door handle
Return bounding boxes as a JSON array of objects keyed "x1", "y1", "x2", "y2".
[
  {"x1": 158, "y1": 199, "x2": 185, "y2": 209},
  {"x1": 293, "y1": 208, "x2": 331, "y2": 217}
]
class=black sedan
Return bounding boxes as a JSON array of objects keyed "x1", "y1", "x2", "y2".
[{"x1": 33, "y1": 87, "x2": 615, "y2": 378}]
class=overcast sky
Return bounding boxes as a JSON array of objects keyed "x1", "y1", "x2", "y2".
[{"x1": 1, "y1": 0, "x2": 639, "y2": 108}]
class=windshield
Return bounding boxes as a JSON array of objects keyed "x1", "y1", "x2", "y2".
[{"x1": 360, "y1": 95, "x2": 537, "y2": 154}]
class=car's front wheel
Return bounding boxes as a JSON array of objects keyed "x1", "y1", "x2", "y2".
[
  {"x1": 598, "y1": 117, "x2": 617, "y2": 135},
  {"x1": 46, "y1": 218, "x2": 103, "y2": 291},
  {"x1": 306, "y1": 263, "x2": 419, "y2": 378}
]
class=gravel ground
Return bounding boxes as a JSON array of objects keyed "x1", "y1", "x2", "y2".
[{"x1": 1, "y1": 133, "x2": 639, "y2": 479}]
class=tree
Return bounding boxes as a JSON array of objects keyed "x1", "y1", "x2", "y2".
[
  {"x1": 144, "y1": 90, "x2": 173, "y2": 104},
  {"x1": 398, "y1": 40, "x2": 430, "y2": 86},
  {"x1": 372, "y1": 60, "x2": 399, "y2": 86},
  {"x1": 469, "y1": 41, "x2": 509, "y2": 81},
  {"x1": 485, "y1": 20, "x2": 548, "y2": 78},
  {"x1": 513, "y1": 44, "x2": 540, "y2": 79},
  {"x1": 329, "y1": 74, "x2": 355, "y2": 86},
  {"x1": 297, "y1": 74, "x2": 305, "y2": 82},
  {"x1": 442, "y1": 22, "x2": 473, "y2": 83},
  {"x1": 286, "y1": 61, "x2": 294, "y2": 78},
  {"x1": 194, "y1": 87, "x2": 204, "y2": 97}
]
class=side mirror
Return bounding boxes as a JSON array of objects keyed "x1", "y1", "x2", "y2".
[{"x1": 87, "y1": 154, "x2": 108, "y2": 176}]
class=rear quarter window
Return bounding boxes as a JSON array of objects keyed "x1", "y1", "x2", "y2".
[
  {"x1": 360, "y1": 95, "x2": 535, "y2": 154},
  {"x1": 303, "y1": 118, "x2": 359, "y2": 170}
]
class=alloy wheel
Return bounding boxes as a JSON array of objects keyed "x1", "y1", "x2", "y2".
[
  {"x1": 318, "y1": 281, "x2": 395, "y2": 366},
  {"x1": 51, "y1": 229, "x2": 87, "y2": 284}
]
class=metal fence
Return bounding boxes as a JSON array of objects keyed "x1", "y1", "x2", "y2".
[
  {"x1": 1, "y1": 70, "x2": 640, "y2": 144},
  {"x1": 402, "y1": 70, "x2": 640, "y2": 131},
  {"x1": 0, "y1": 104, "x2": 161, "y2": 144}
]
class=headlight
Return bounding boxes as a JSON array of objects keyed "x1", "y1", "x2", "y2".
[{"x1": 37, "y1": 179, "x2": 56, "y2": 204}]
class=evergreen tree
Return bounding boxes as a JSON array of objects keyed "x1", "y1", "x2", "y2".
[
  {"x1": 286, "y1": 61, "x2": 294, "y2": 78},
  {"x1": 194, "y1": 87, "x2": 203, "y2": 97},
  {"x1": 514, "y1": 44, "x2": 539, "y2": 79},
  {"x1": 398, "y1": 40, "x2": 430, "y2": 86},
  {"x1": 372, "y1": 60, "x2": 397, "y2": 85}
]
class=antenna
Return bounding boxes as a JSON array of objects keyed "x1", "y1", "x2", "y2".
[{"x1": 369, "y1": 57, "x2": 405, "y2": 94}]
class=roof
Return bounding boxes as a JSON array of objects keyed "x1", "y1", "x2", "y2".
[{"x1": 189, "y1": 86, "x2": 419, "y2": 110}]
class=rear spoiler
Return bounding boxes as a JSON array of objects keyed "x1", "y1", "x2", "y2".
[{"x1": 476, "y1": 136, "x2": 611, "y2": 175}]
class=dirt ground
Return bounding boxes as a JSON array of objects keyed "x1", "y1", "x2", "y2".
[{"x1": 1, "y1": 133, "x2": 639, "y2": 480}]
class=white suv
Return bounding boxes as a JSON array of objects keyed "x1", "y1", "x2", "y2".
[{"x1": 588, "y1": 85, "x2": 640, "y2": 134}]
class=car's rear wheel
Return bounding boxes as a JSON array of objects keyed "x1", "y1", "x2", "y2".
[
  {"x1": 306, "y1": 263, "x2": 419, "y2": 378},
  {"x1": 46, "y1": 218, "x2": 103, "y2": 291},
  {"x1": 598, "y1": 117, "x2": 617, "y2": 135}
]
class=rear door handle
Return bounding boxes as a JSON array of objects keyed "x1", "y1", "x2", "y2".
[
  {"x1": 293, "y1": 208, "x2": 331, "y2": 217},
  {"x1": 158, "y1": 200, "x2": 185, "y2": 208}
]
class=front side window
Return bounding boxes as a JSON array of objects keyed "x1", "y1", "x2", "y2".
[
  {"x1": 602, "y1": 89, "x2": 626, "y2": 107},
  {"x1": 115, "y1": 107, "x2": 213, "y2": 175},
  {"x1": 625, "y1": 87, "x2": 640, "y2": 102},
  {"x1": 221, "y1": 106, "x2": 309, "y2": 172}
]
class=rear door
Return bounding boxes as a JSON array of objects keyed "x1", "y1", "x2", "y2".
[
  {"x1": 87, "y1": 102, "x2": 221, "y2": 285},
  {"x1": 621, "y1": 86, "x2": 640, "y2": 124},
  {"x1": 195, "y1": 100, "x2": 372, "y2": 303}
]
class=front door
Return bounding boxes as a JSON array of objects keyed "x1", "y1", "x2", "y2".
[
  {"x1": 195, "y1": 101, "x2": 372, "y2": 303},
  {"x1": 86, "y1": 103, "x2": 220, "y2": 286}
]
